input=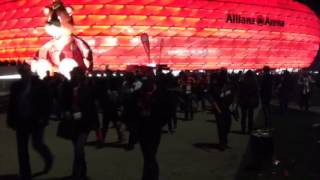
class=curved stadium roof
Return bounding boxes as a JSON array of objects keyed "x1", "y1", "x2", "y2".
[{"x1": 0, "y1": 0, "x2": 319, "y2": 70}]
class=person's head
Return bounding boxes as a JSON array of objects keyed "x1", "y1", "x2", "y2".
[
  {"x1": 282, "y1": 70, "x2": 289, "y2": 76},
  {"x1": 17, "y1": 63, "x2": 32, "y2": 80},
  {"x1": 124, "y1": 72, "x2": 135, "y2": 84},
  {"x1": 156, "y1": 66, "x2": 163, "y2": 76},
  {"x1": 46, "y1": 70, "x2": 50, "y2": 77},
  {"x1": 302, "y1": 69, "x2": 309, "y2": 76},
  {"x1": 70, "y1": 67, "x2": 85, "y2": 83},
  {"x1": 245, "y1": 70, "x2": 253, "y2": 76},
  {"x1": 245, "y1": 70, "x2": 255, "y2": 79},
  {"x1": 105, "y1": 69, "x2": 113, "y2": 77},
  {"x1": 263, "y1": 66, "x2": 270, "y2": 74},
  {"x1": 218, "y1": 68, "x2": 228, "y2": 85}
]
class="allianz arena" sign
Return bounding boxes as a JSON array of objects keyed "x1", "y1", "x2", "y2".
[{"x1": 226, "y1": 14, "x2": 285, "y2": 27}]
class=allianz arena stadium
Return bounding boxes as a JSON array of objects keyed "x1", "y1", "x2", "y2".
[{"x1": 0, "y1": 0, "x2": 319, "y2": 70}]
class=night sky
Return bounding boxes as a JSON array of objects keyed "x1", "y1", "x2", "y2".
[
  {"x1": 302, "y1": 0, "x2": 320, "y2": 69},
  {"x1": 297, "y1": 0, "x2": 320, "y2": 17}
]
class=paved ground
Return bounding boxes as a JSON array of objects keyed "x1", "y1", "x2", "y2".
[
  {"x1": 1, "y1": 92, "x2": 320, "y2": 180},
  {"x1": 235, "y1": 104, "x2": 320, "y2": 180},
  {"x1": 0, "y1": 110, "x2": 250, "y2": 180}
]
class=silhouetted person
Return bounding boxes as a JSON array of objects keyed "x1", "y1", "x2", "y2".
[
  {"x1": 139, "y1": 72, "x2": 173, "y2": 180},
  {"x1": 7, "y1": 64, "x2": 53, "y2": 180},
  {"x1": 93, "y1": 74, "x2": 107, "y2": 143},
  {"x1": 238, "y1": 70, "x2": 259, "y2": 134},
  {"x1": 100, "y1": 74, "x2": 123, "y2": 143},
  {"x1": 298, "y1": 70, "x2": 314, "y2": 111},
  {"x1": 277, "y1": 70, "x2": 293, "y2": 113},
  {"x1": 212, "y1": 69, "x2": 234, "y2": 150},
  {"x1": 260, "y1": 66, "x2": 273, "y2": 128},
  {"x1": 56, "y1": 73, "x2": 73, "y2": 121},
  {"x1": 68, "y1": 67, "x2": 99, "y2": 179},
  {"x1": 196, "y1": 73, "x2": 209, "y2": 111},
  {"x1": 43, "y1": 71, "x2": 51, "y2": 82},
  {"x1": 167, "y1": 72, "x2": 179, "y2": 132},
  {"x1": 181, "y1": 71, "x2": 195, "y2": 120},
  {"x1": 122, "y1": 73, "x2": 142, "y2": 150},
  {"x1": 43, "y1": 71, "x2": 53, "y2": 115},
  {"x1": 316, "y1": 70, "x2": 320, "y2": 88}
]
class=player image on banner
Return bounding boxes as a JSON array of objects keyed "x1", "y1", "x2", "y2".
[{"x1": 33, "y1": 0, "x2": 93, "y2": 79}]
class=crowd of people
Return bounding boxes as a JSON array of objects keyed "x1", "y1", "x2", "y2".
[{"x1": 6, "y1": 63, "x2": 320, "y2": 180}]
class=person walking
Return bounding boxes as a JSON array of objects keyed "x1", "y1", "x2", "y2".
[
  {"x1": 7, "y1": 64, "x2": 53, "y2": 180},
  {"x1": 260, "y1": 66, "x2": 273, "y2": 128},
  {"x1": 167, "y1": 72, "x2": 179, "y2": 132},
  {"x1": 212, "y1": 69, "x2": 234, "y2": 151},
  {"x1": 139, "y1": 71, "x2": 173, "y2": 180},
  {"x1": 298, "y1": 70, "x2": 315, "y2": 111},
  {"x1": 100, "y1": 75, "x2": 123, "y2": 143},
  {"x1": 122, "y1": 73, "x2": 143, "y2": 150},
  {"x1": 181, "y1": 71, "x2": 195, "y2": 120},
  {"x1": 277, "y1": 70, "x2": 293, "y2": 113},
  {"x1": 238, "y1": 70, "x2": 259, "y2": 134},
  {"x1": 67, "y1": 67, "x2": 99, "y2": 179}
]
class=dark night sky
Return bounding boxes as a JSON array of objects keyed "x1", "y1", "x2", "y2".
[
  {"x1": 301, "y1": 0, "x2": 320, "y2": 69},
  {"x1": 297, "y1": 0, "x2": 320, "y2": 17}
]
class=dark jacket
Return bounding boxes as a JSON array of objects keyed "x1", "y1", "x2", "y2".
[
  {"x1": 150, "y1": 87, "x2": 174, "y2": 129},
  {"x1": 67, "y1": 80, "x2": 99, "y2": 132},
  {"x1": 139, "y1": 76, "x2": 174, "y2": 134},
  {"x1": 278, "y1": 74, "x2": 293, "y2": 99},
  {"x1": 238, "y1": 76, "x2": 259, "y2": 108},
  {"x1": 121, "y1": 81, "x2": 142, "y2": 124},
  {"x1": 7, "y1": 76, "x2": 50, "y2": 130},
  {"x1": 260, "y1": 73, "x2": 273, "y2": 103}
]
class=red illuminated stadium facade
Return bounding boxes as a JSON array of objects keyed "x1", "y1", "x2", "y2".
[{"x1": 0, "y1": 0, "x2": 319, "y2": 70}]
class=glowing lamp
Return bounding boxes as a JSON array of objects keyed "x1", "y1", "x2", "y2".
[
  {"x1": 45, "y1": 24, "x2": 64, "y2": 39},
  {"x1": 66, "y1": 7, "x2": 73, "y2": 15},
  {"x1": 58, "y1": 58, "x2": 79, "y2": 80},
  {"x1": 43, "y1": 7, "x2": 50, "y2": 15},
  {"x1": 34, "y1": 59, "x2": 52, "y2": 79},
  {"x1": 30, "y1": 59, "x2": 38, "y2": 73}
]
